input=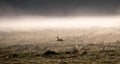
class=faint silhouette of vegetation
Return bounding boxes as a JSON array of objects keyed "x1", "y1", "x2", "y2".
[
  {"x1": 43, "y1": 50, "x2": 58, "y2": 55},
  {"x1": 0, "y1": 41, "x2": 120, "y2": 64}
]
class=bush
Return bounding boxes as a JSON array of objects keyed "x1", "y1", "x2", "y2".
[
  {"x1": 65, "y1": 47, "x2": 79, "y2": 54},
  {"x1": 43, "y1": 50, "x2": 58, "y2": 55}
]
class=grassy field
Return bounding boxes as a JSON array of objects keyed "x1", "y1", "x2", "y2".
[
  {"x1": 0, "y1": 43, "x2": 120, "y2": 64},
  {"x1": 0, "y1": 28, "x2": 120, "y2": 64}
]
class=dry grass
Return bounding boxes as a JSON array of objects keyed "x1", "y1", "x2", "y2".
[
  {"x1": 0, "y1": 28, "x2": 120, "y2": 64},
  {"x1": 0, "y1": 43, "x2": 120, "y2": 64}
]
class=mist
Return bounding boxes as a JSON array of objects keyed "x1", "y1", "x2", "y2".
[
  {"x1": 0, "y1": 0, "x2": 120, "y2": 16},
  {"x1": 0, "y1": 0, "x2": 120, "y2": 30},
  {"x1": 0, "y1": 15, "x2": 120, "y2": 31},
  {"x1": 1, "y1": 1, "x2": 120, "y2": 63}
]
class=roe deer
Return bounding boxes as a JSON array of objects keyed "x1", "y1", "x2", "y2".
[{"x1": 57, "y1": 36, "x2": 63, "y2": 41}]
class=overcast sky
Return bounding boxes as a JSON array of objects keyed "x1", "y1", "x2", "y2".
[
  {"x1": 0, "y1": 0, "x2": 120, "y2": 16},
  {"x1": 0, "y1": 0, "x2": 120, "y2": 29}
]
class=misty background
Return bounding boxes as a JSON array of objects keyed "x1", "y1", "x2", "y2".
[
  {"x1": 0, "y1": 0, "x2": 120, "y2": 30},
  {"x1": 0, "y1": 0, "x2": 120, "y2": 16}
]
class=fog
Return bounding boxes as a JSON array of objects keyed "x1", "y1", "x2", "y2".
[
  {"x1": 0, "y1": 0, "x2": 120, "y2": 30},
  {"x1": 0, "y1": 15, "x2": 120, "y2": 31},
  {"x1": 0, "y1": 0, "x2": 120, "y2": 16}
]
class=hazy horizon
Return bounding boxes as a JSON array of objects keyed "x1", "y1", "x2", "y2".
[{"x1": 0, "y1": 0, "x2": 120, "y2": 30}]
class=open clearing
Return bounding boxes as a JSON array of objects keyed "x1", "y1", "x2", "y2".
[{"x1": 0, "y1": 28, "x2": 120, "y2": 64}]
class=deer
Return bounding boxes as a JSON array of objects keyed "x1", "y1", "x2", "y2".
[{"x1": 57, "y1": 36, "x2": 63, "y2": 41}]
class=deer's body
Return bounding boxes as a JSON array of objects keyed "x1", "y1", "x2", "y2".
[{"x1": 57, "y1": 36, "x2": 63, "y2": 41}]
